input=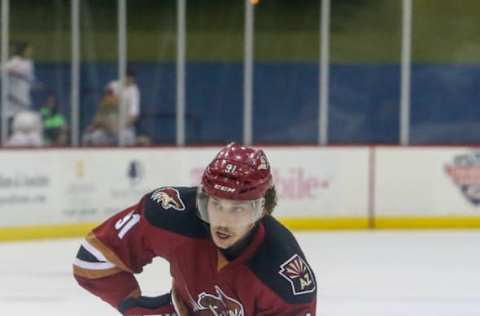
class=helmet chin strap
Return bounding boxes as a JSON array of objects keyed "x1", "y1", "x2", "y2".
[{"x1": 219, "y1": 221, "x2": 260, "y2": 261}]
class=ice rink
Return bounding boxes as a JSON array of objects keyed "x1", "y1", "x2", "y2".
[{"x1": 2, "y1": 230, "x2": 480, "y2": 316}]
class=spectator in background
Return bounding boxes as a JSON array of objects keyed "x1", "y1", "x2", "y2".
[
  {"x1": 6, "y1": 110, "x2": 43, "y2": 147},
  {"x1": 106, "y1": 67, "x2": 140, "y2": 145},
  {"x1": 40, "y1": 94, "x2": 68, "y2": 145},
  {"x1": 82, "y1": 89, "x2": 118, "y2": 146},
  {"x1": 82, "y1": 67, "x2": 140, "y2": 146},
  {"x1": 3, "y1": 41, "x2": 35, "y2": 128}
]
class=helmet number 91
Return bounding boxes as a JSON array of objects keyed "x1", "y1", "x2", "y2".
[{"x1": 225, "y1": 164, "x2": 236, "y2": 173}]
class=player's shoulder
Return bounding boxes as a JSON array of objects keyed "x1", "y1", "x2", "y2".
[
  {"x1": 142, "y1": 186, "x2": 208, "y2": 238},
  {"x1": 247, "y1": 215, "x2": 317, "y2": 305}
]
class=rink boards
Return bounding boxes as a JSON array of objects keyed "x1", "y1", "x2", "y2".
[{"x1": 1, "y1": 146, "x2": 480, "y2": 240}]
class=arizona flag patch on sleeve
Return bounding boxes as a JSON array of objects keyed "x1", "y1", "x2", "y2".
[{"x1": 279, "y1": 254, "x2": 316, "y2": 295}]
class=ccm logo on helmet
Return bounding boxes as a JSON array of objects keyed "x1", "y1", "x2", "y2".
[{"x1": 214, "y1": 184, "x2": 235, "y2": 193}]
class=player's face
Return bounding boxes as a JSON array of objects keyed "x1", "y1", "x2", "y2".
[{"x1": 207, "y1": 197, "x2": 260, "y2": 249}]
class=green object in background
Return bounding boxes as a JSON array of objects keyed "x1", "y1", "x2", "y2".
[
  {"x1": 41, "y1": 107, "x2": 65, "y2": 130},
  {"x1": 40, "y1": 102, "x2": 67, "y2": 145}
]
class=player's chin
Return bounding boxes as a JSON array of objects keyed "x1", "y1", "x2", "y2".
[{"x1": 213, "y1": 240, "x2": 230, "y2": 249}]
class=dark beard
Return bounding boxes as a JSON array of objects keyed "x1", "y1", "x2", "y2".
[{"x1": 220, "y1": 222, "x2": 259, "y2": 261}]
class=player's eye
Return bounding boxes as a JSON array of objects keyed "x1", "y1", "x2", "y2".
[
  {"x1": 211, "y1": 200, "x2": 224, "y2": 210},
  {"x1": 231, "y1": 206, "x2": 246, "y2": 213}
]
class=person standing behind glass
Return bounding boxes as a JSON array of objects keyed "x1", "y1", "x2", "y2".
[
  {"x1": 105, "y1": 67, "x2": 140, "y2": 146},
  {"x1": 4, "y1": 41, "x2": 35, "y2": 126}
]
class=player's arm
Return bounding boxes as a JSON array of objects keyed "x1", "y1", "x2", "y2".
[
  {"x1": 255, "y1": 275, "x2": 317, "y2": 316},
  {"x1": 72, "y1": 195, "x2": 177, "y2": 315},
  {"x1": 250, "y1": 217, "x2": 318, "y2": 316},
  {"x1": 258, "y1": 298, "x2": 317, "y2": 316},
  {"x1": 250, "y1": 255, "x2": 317, "y2": 316}
]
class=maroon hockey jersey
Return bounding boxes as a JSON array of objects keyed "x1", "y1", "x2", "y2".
[{"x1": 73, "y1": 186, "x2": 317, "y2": 315}]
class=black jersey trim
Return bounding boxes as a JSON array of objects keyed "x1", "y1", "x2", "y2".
[
  {"x1": 143, "y1": 186, "x2": 208, "y2": 239},
  {"x1": 118, "y1": 293, "x2": 172, "y2": 313},
  {"x1": 247, "y1": 216, "x2": 317, "y2": 305},
  {"x1": 76, "y1": 245, "x2": 101, "y2": 263}
]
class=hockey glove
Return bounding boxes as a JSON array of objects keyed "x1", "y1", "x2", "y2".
[{"x1": 118, "y1": 292, "x2": 178, "y2": 315}]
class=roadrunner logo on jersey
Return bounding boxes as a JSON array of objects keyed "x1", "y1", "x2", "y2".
[
  {"x1": 196, "y1": 285, "x2": 244, "y2": 316},
  {"x1": 445, "y1": 151, "x2": 480, "y2": 206},
  {"x1": 151, "y1": 187, "x2": 186, "y2": 211},
  {"x1": 279, "y1": 254, "x2": 316, "y2": 295}
]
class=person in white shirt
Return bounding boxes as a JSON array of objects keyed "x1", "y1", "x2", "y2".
[
  {"x1": 4, "y1": 42, "x2": 35, "y2": 123},
  {"x1": 6, "y1": 110, "x2": 43, "y2": 147},
  {"x1": 105, "y1": 68, "x2": 140, "y2": 145}
]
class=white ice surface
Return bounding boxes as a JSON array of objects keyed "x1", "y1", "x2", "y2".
[{"x1": 1, "y1": 231, "x2": 480, "y2": 315}]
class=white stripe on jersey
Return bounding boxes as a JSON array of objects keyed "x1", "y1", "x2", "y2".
[
  {"x1": 81, "y1": 239, "x2": 110, "y2": 263},
  {"x1": 73, "y1": 258, "x2": 116, "y2": 270}
]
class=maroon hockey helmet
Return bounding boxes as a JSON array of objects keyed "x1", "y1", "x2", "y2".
[{"x1": 201, "y1": 143, "x2": 273, "y2": 201}]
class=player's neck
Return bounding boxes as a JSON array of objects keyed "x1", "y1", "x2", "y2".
[{"x1": 220, "y1": 223, "x2": 259, "y2": 261}]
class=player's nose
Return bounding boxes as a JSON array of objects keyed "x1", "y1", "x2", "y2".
[{"x1": 215, "y1": 213, "x2": 236, "y2": 227}]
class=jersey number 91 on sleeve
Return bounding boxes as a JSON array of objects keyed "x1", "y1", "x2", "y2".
[{"x1": 115, "y1": 211, "x2": 141, "y2": 239}]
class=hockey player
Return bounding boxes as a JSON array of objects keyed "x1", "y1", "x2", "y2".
[{"x1": 73, "y1": 143, "x2": 317, "y2": 315}]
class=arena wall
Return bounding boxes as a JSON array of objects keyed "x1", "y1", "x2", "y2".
[{"x1": 1, "y1": 146, "x2": 479, "y2": 241}]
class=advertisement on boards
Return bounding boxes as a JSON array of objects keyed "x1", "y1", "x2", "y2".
[
  {"x1": 375, "y1": 147, "x2": 480, "y2": 216},
  {"x1": 0, "y1": 146, "x2": 370, "y2": 227},
  {"x1": 0, "y1": 151, "x2": 55, "y2": 226}
]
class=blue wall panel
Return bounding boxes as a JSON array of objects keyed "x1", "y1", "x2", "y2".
[
  {"x1": 30, "y1": 62, "x2": 480, "y2": 145},
  {"x1": 329, "y1": 64, "x2": 400, "y2": 144},
  {"x1": 410, "y1": 64, "x2": 480, "y2": 144},
  {"x1": 254, "y1": 63, "x2": 319, "y2": 144}
]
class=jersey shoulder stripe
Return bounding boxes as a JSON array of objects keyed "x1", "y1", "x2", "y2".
[
  {"x1": 143, "y1": 186, "x2": 208, "y2": 239},
  {"x1": 247, "y1": 216, "x2": 317, "y2": 305},
  {"x1": 73, "y1": 236, "x2": 124, "y2": 280}
]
